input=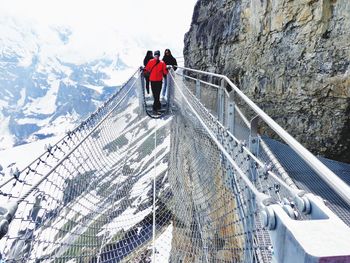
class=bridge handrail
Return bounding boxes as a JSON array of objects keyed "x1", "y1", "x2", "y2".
[
  {"x1": 176, "y1": 66, "x2": 350, "y2": 205},
  {"x1": 169, "y1": 70, "x2": 270, "y2": 206}
]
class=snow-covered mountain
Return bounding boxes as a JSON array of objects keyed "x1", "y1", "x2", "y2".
[{"x1": 0, "y1": 16, "x2": 148, "y2": 150}]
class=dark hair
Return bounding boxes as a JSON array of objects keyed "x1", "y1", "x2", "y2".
[
  {"x1": 164, "y1": 49, "x2": 171, "y2": 55},
  {"x1": 144, "y1": 50, "x2": 154, "y2": 66}
]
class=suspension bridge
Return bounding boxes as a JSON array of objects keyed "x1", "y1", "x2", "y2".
[{"x1": 0, "y1": 67, "x2": 350, "y2": 262}]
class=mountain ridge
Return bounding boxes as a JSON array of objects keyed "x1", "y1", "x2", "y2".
[{"x1": 0, "y1": 16, "x2": 140, "y2": 150}]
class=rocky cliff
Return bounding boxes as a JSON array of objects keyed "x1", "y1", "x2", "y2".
[{"x1": 184, "y1": 0, "x2": 350, "y2": 163}]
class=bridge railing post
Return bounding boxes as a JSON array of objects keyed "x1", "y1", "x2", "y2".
[
  {"x1": 139, "y1": 68, "x2": 145, "y2": 115},
  {"x1": 217, "y1": 80, "x2": 225, "y2": 123},
  {"x1": 226, "y1": 91, "x2": 235, "y2": 136},
  {"x1": 168, "y1": 68, "x2": 175, "y2": 109},
  {"x1": 221, "y1": 79, "x2": 226, "y2": 126},
  {"x1": 248, "y1": 115, "x2": 260, "y2": 202},
  {"x1": 195, "y1": 78, "x2": 201, "y2": 100}
]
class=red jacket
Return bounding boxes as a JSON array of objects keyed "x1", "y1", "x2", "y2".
[{"x1": 145, "y1": 58, "x2": 168, "y2": 81}]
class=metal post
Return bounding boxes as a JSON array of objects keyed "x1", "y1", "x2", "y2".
[
  {"x1": 249, "y1": 115, "x2": 260, "y2": 158},
  {"x1": 217, "y1": 87, "x2": 224, "y2": 123},
  {"x1": 217, "y1": 88, "x2": 221, "y2": 122},
  {"x1": 220, "y1": 79, "x2": 226, "y2": 126},
  {"x1": 249, "y1": 115, "x2": 260, "y2": 184},
  {"x1": 168, "y1": 69, "x2": 174, "y2": 109},
  {"x1": 195, "y1": 79, "x2": 201, "y2": 100},
  {"x1": 167, "y1": 70, "x2": 171, "y2": 101},
  {"x1": 227, "y1": 100, "x2": 235, "y2": 136},
  {"x1": 139, "y1": 69, "x2": 145, "y2": 115}
]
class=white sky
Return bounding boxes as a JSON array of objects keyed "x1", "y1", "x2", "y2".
[{"x1": 0, "y1": 0, "x2": 197, "y2": 64}]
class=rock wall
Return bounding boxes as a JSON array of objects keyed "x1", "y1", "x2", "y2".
[{"x1": 184, "y1": 0, "x2": 350, "y2": 163}]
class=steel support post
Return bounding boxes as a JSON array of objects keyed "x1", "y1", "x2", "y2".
[
  {"x1": 249, "y1": 116, "x2": 260, "y2": 159},
  {"x1": 217, "y1": 86, "x2": 224, "y2": 123},
  {"x1": 139, "y1": 69, "x2": 145, "y2": 115},
  {"x1": 168, "y1": 69, "x2": 175, "y2": 109},
  {"x1": 195, "y1": 78, "x2": 201, "y2": 100},
  {"x1": 220, "y1": 79, "x2": 226, "y2": 126},
  {"x1": 226, "y1": 89, "x2": 236, "y2": 136}
]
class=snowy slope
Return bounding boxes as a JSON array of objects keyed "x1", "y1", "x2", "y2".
[
  {"x1": 0, "y1": 15, "x2": 152, "y2": 150},
  {"x1": 0, "y1": 87, "x2": 174, "y2": 262},
  {"x1": 0, "y1": 136, "x2": 60, "y2": 170}
]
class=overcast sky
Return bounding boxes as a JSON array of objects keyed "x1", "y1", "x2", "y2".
[{"x1": 0, "y1": 0, "x2": 197, "y2": 64}]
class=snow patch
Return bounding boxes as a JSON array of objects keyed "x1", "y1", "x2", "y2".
[
  {"x1": 16, "y1": 88, "x2": 26, "y2": 108},
  {"x1": 0, "y1": 113, "x2": 15, "y2": 150},
  {"x1": 152, "y1": 223, "x2": 173, "y2": 263},
  {"x1": 37, "y1": 111, "x2": 79, "y2": 136},
  {"x1": 0, "y1": 99, "x2": 8, "y2": 108},
  {"x1": 0, "y1": 135, "x2": 60, "y2": 170},
  {"x1": 23, "y1": 79, "x2": 59, "y2": 115},
  {"x1": 102, "y1": 67, "x2": 136, "y2": 86},
  {"x1": 83, "y1": 84, "x2": 104, "y2": 94}
]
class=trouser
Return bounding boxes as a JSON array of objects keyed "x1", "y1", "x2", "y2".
[
  {"x1": 162, "y1": 75, "x2": 168, "y2": 97},
  {"x1": 145, "y1": 76, "x2": 150, "y2": 94},
  {"x1": 151, "y1": 81, "x2": 162, "y2": 111}
]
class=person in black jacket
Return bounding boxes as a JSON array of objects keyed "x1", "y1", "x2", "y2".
[
  {"x1": 143, "y1": 50, "x2": 153, "y2": 94},
  {"x1": 162, "y1": 49, "x2": 177, "y2": 98}
]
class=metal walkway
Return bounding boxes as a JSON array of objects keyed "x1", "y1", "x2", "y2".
[
  {"x1": 0, "y1": 67, "x2": 350, "y2": 263},
  {"x1": 263, "y1": 137, "x2": 350, "y2": 226}
]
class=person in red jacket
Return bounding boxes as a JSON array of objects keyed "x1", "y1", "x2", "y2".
[{"x1": 144, "y1": 50, "x2": 168, "y2": 114}]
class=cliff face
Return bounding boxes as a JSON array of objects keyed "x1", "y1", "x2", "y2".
[{"x1": 184, "y1": 0, "x2": 350, "y2": 163}]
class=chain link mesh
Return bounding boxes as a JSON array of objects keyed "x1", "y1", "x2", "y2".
[
  {"x1": 1, "y1": 67, "x2": 349, "y2": 263},
  {"x1": 0, "y1": 70, "x2": 174, "y2": 262},
  {"x1": 169, "y1": 72, "x2": 274, "y2": 262},
  {"x1": 0, "y1": 69, "x2": 301, "y2": 263}
]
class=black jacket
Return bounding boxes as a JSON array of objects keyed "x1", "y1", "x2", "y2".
[{"x1": 162, "y1": 55, "x2": 177, "y2": 71}]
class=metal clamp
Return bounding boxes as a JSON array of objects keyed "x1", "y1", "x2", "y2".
[
  {"x1": 261, "y1": 206, "x2": 276, "y2": 230},
  {"x1": 294, "y1": 194, "x2": 311, "y2": 214}
]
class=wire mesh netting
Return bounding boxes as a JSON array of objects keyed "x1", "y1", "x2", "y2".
[
  {"x1": 1, "y1": 67, "x2": 349, "y2": 263},
  {"x1": 0, "y1": 71, "x2": 175, "y2": 262},
  {"x1": 175, "y1": 68, "x2": 350, "y2": 230},
  {"x1": 170, "y1": 73, "x2": 274, "y2": 262}
]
